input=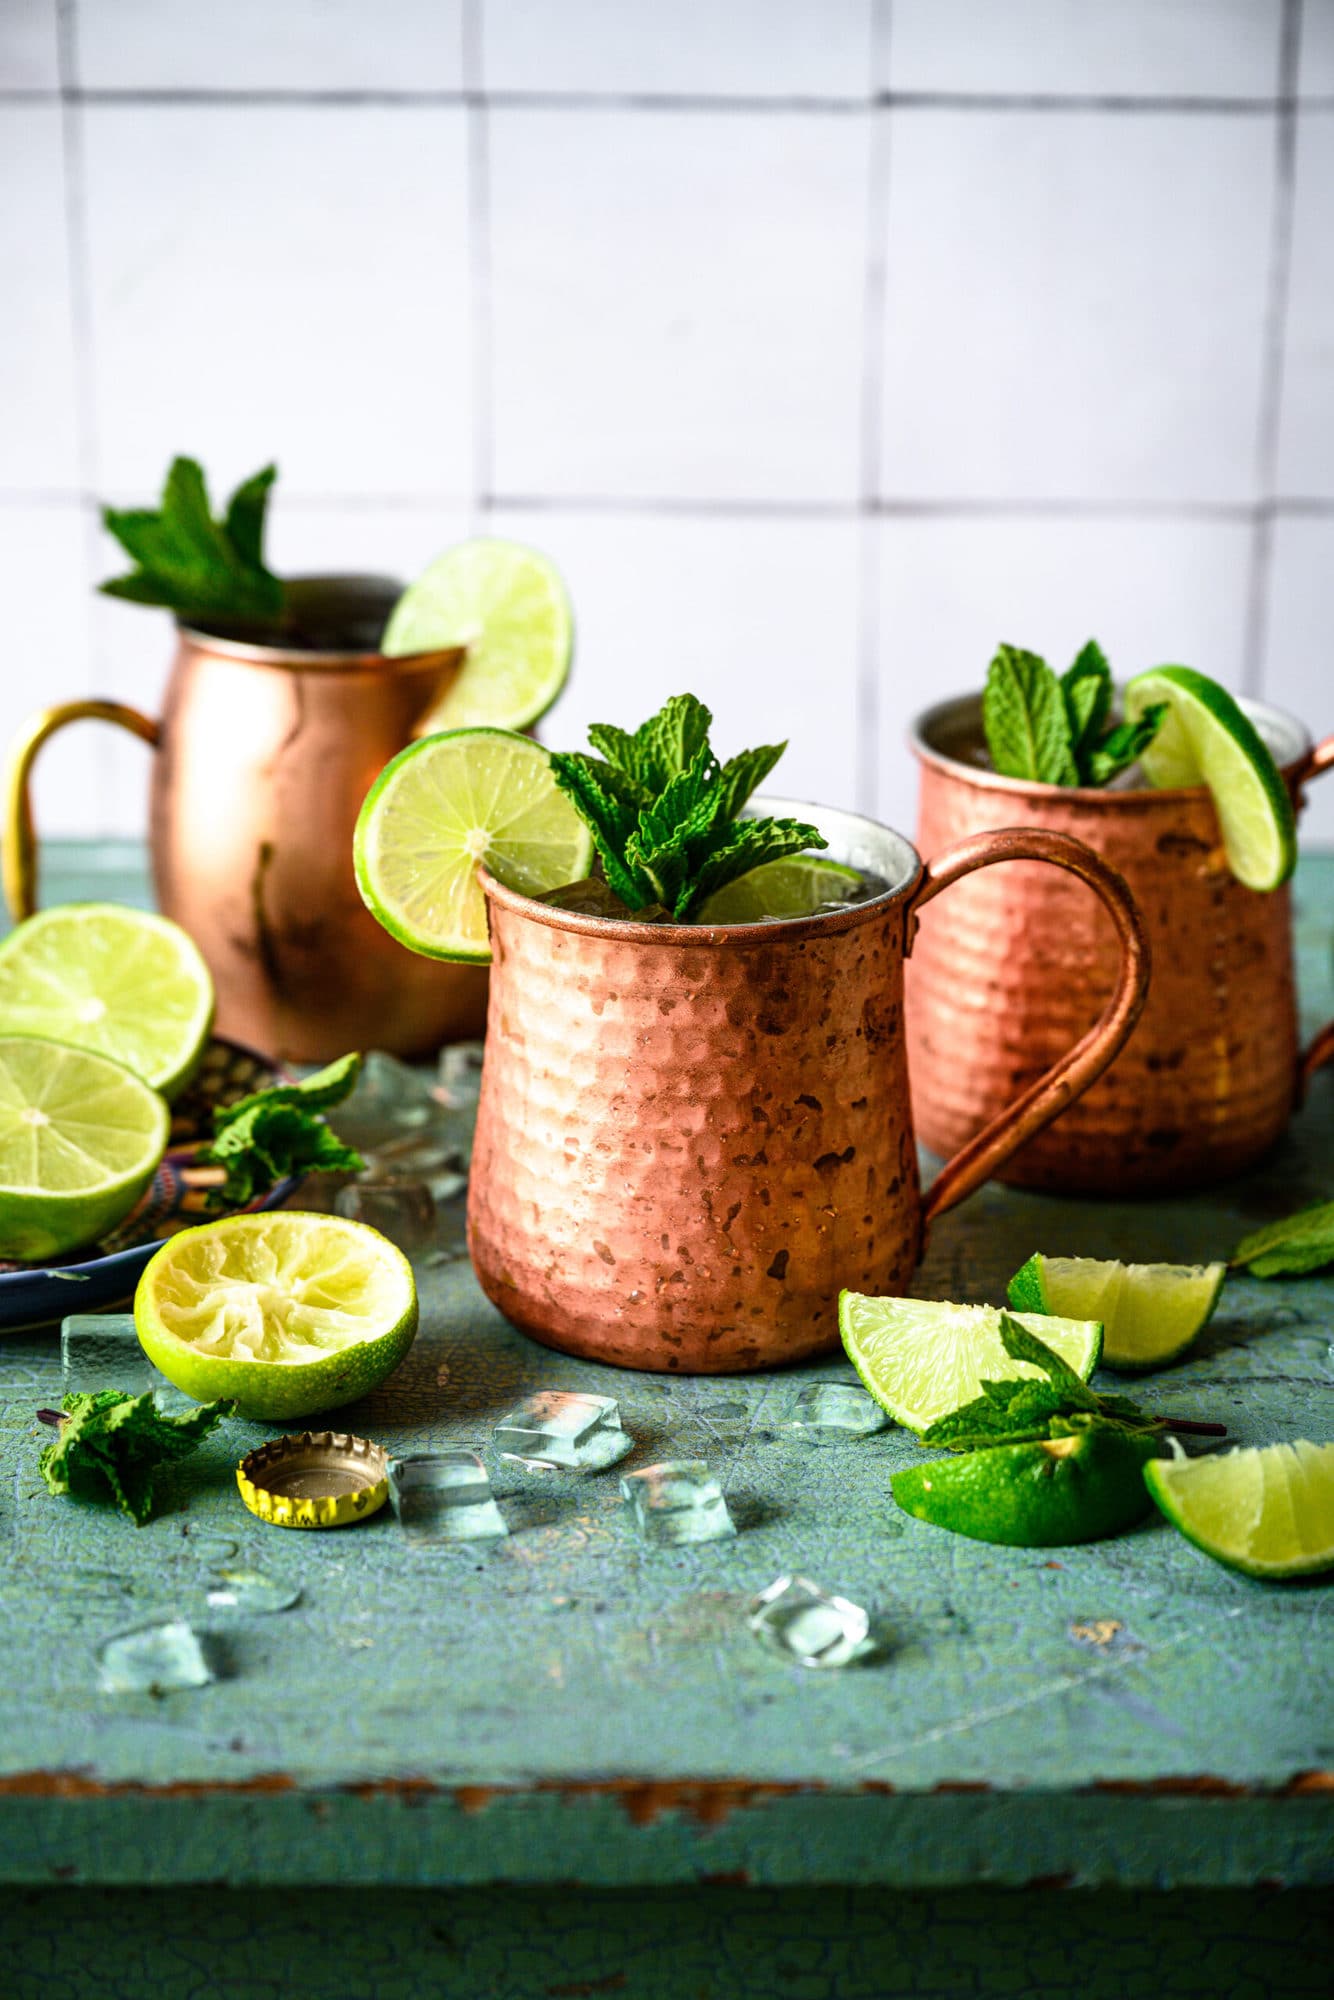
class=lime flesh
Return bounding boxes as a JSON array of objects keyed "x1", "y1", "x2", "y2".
[
  {"x1": 355, "y1": 727, "x2": 594, "y2": 963},
  {"x1": 838, "y1": 1292, "x2": 1102, "y2": 1435},
  {"x1": 1124, "y1": 666, "x2": 1296, "y2": 891},
  {"x1": 0, "y1": 1036, "x2": 169, "y2": 1259},
  {"x1": 382, "y1": 538, "x2": 572, "y2": 733},
  {"x1": 1144, "y1": 1440, "x2": 1334, "y2": 1579},
  {"x1": 893, "y1": 1427, "x2": 1158, "y2": 1547},
  {"x1": 696, "y1": 856, "x2": 863, "y2": 925},
  {"x1": 1008, "y1": 1252, "x2": 1225, "y2": 1372},
  {"x1": 136, "y1": 1211, "x2": 418, "y2": 1421},
  {"x1": 0, "y1": 903, "x2": 214, "y2": 1098}
]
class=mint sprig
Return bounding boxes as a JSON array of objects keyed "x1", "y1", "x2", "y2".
[
  {"x1": 38, "y1": 1390, "x2": 235, "y2": 1526},
  {"x1": 196, "y1": 1052, "x2": 365, "y2": 1205},
  {"x1": 550, "y1": 694, "x2": 824, "y2": 921},
  {"x1": 922, "y1": 1313, "x2": 1160, "y2": 1452},
  {"x1": 101, "y1": 456, "x2": 285, "y2": 630},
  {"x1": 983, "y1": 640, "x2": 1167, "y2": 788},
  {"x1": 1232, "y1": 1199, "x2": 1334, "y2": 1278}
]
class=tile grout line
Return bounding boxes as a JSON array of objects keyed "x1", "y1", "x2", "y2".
[
  {"x1": 1242, "y1": 0, "x2": 1304, "y2": 699},
  {"x1": 462, "y1": 0, "x2": 494, "y2": 531},
  {"x1": 854, "y1": 1, "x2": 894, "y2": 818}
]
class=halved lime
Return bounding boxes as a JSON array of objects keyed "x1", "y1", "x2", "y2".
[
  {"x1": 0, "y1": 1036, "x2": 169, "y2": 1260},
  {"x1": 1144, "y1": 1439, "x2": 1334, "y2": 1579},
  {"x1": 382, "y1": 538, "x2": 573, "y2": 733},
  {"x1": 696, "y1": 856, "x2": 863, "y2": 925},
  {"x1": 893, "y1": 1427, "x2": 1158, "y2": 1547},
  {"x1": 838, "y1": 1292, "x2": 1102, "y2": 1435},
  {"x1": 135, "y1": 1211, "x2": 418, "y2": 1421},
  {"x1": 1008, "y1": 1252, "x2": 1226, "y2": 1372},
  {"x1": 1124, "y1": 666, "x2": 1296, "y2": 891},
  {"x1": 355, "y1": 727, "x2": 594, "y2": 963},
  {"x1": 0, "y1": 903, "x2": 214, "y2": 1098}
]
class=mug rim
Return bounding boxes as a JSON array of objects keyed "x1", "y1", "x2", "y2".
[
  {"x1": 910, "y1": 689, "x2": 1313, "y2": 804},
  {"x1": 480, "y1": 794, "x2": 925, "y2": 946},
  {"x1": 176, "y1": 572, "x2": 464, "y2": 675}
]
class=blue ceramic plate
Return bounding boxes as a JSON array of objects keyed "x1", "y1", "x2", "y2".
[{"x1": 0, "y1": 1039, "x2": 296, "y2": 1331}]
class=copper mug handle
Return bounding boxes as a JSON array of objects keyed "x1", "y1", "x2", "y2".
[
  {"x1": 2, "y1": 700, "x2": 161, "y2": 920},
  {"x1": 906, "y1": 827, "x2": 1151, "y2": 1228},
  {"x1": 1290, "y1": 733, "x2": 1334, "y2": 1098}
]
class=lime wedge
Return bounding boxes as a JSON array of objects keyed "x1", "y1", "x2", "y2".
[
  {"x1": 1008, "y1": 1252, "x2": 1226, "y2": 1372},
  {"x1": 382, "y1": 538, "x2": 573, "y2": 733},
  {"x1": 696, "y1": 856, "x2": 863, "y2": 925},
  {"x1": 1144, "y1": 1440, "x2": 1334, "y2": 1579},
  {"x1": 892, "y1": 1427, "x2": 1158, "y2": 1547},
  {"x1": 838, "y1": 1292, "x2": 1102, "y2": 1435},
  {"x1": 1124, "y1": 666, "x2": 1297, "y2": 891},
  {"x1": 136, "y1": 1211, "x2": 418, "y2": 1421},
  {"x1": 0, "y1": 903, "x2": 214, "y2": 1098},
  {"x1": 0, "y1": 1036, "x2": 169, "y2": 1259},
  {"x1": 355, "y1": 727, "x2": 594, "y2": 963}
]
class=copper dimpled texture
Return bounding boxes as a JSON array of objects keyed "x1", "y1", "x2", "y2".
[
  {"x1": 907, "y1": 695, "x2": 1334, "y2": 1196},
  {"x1": 467, "y1": 801, "x2": 1148, "y2": 1374}
]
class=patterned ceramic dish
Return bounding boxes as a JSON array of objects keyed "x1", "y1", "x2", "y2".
[{"x1": 0, "y1": 1038, "x2": 295, "y2": 1330}]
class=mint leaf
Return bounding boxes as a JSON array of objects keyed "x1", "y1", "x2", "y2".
[
  {"x1": 632, "y1": 694, "x2": 714, "y2": 792},
  {"x1": 1062, "y1": 641, "x2": 1113, "y2": 767},
  {"x1": 1086, "y1": 702, "x2": 1168, "y2": 785},
  {"x1": 922, "y1": 1313, "x2": 1159, "y2": 1452},
  {"x1": 997, "y1": 1311, "x2": 1101, "y2": 1409},
  {"x1": 982, "y1": 647, "x2": 1080, "y2": 786},
  {"x1": 101, "y1": 455, "x2": 285, "y2": 629},
  {"x1": 715, "y1": 742, "x2": 786, "y2": 821},
  {"x1": 38, "y1": 1390, "x2": 235, "y2": 1526},
  {"x1": 199, "y1": 1051, "x2": 365, "y2": 1204},
  {"x1": 682, "y1": 815, "x2": 825, "y2": 920},
  {"x1": 1233, "y1": 1199, "x2": 1334, "y2": 1277},
  {"x1": 549, "y1": 753, "x2": 656, "y2": 907}
]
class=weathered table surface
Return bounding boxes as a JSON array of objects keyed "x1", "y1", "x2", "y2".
[{"x1": 1, "y1": 846, "x2": 1332, "y2": 1995}]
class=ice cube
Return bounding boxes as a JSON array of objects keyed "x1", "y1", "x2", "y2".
[
  {"x1": 438, "y1": 1040, "x2": 485, "y2": 1111},
  {"x1": 61, "y1": 1315, "x2": 165, "y2": 1396},
  {"x1": 96, "y1": 1619, "x2": 216, "y2": 1693},
  {"x1": 746, "y1": 1575, "x2": 874, "y2": 1669},
  {"x1": 492, "y1": 1391, "x2": 632, "y2": 1472},
  {"x1": 619, "y1": 1460, "x2": 737, "y2": 1545},
  {"x1": 335, "y1": 1177, "x2": 436, "y2": 1254},
  {"x1": 388, "y1": 1451, "x2": 508, "y2": 1543},
  {"x1": 785, "y1": 1381, "x2": 889, "y2": 1445},
  {"x1": 326, "y1": 1050, "x2": 450, "y2": 1153},
  {"x1": 205, "y1": 1568, "x2": 302, "y2": 1614}
]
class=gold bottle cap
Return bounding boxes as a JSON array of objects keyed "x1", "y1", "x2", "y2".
[{"x1": 236, "y1": 1431, "x2": 389, "y2": 1530}]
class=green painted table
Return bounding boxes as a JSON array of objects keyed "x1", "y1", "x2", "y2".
[{"x1": 1, "y1": 845, "x2": 1332, "y2": 1998}]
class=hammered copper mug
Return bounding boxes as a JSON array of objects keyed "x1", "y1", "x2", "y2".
[
  {"x1": 468, "y1": 800, "x2": 1150, "y2": 1373},
  {"x1": 907, "y1": 692, "x2": 1334, "y2": 1195},
  {"x1": 2, "y1": 575, "x2": 489, "y2": 1063}
]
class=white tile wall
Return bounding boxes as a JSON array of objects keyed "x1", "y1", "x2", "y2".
[
  {"x1": 0, "y1": 105, "x2": 81, "y2": 487},
  {"x1": 75, "y1": 0, "x2": 465, "y2": 92},
  {"x1": 483, "y1": 0, "x2": 873, "y2": 99},
  {"x1": 874, "y1": 515, "x2": 1256, "y2": 828},
  {"x1": 0, "y1": 0, "x2": 59, "y2": 91},
  {"x1": 1, "y1": 0, "x2": 1331, "y2": 850},
  {"x1": 878, "y1": 108, "x2": 1275, "y2": 504},
  {"x1": 883, "y1": 0, "x2": 1283, "y2": 99},
  {"x1": 1276, "y1": 112, "x2": 1334, "y2": 497},
  {"x1": 488, "y1": 108, "x2": 869, "y2": 502}
]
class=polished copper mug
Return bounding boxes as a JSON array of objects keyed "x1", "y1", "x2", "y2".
[
  {"x1": 468, "y1": 800, "x2": 1149, "y2": 1373},
  {"x1": 907, "y1": 693, "x2": 1334, "y2": 1195},
  {"x1": 3, "y1": 576, "x2": 488, "y2": 1063}
]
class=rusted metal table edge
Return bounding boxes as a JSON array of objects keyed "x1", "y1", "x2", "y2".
[{"x1": 1, "y1": 1772, "x2": 1330, "y2": 1891}]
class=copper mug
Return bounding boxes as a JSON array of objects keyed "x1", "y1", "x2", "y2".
[
  {"x1": 2, "y1": 576, "x2": 489, "y2": 1063},
  {"x1": 907, "y1": 693, "x2": 1334, "y2": 1195},
  {"x1": 467, "y1": 800, "x2": 1150, "y2": 1373}
]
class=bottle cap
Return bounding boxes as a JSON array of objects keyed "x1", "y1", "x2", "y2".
[{"x1": 236, "y1": 1430, "x2": 389, "y2": 1530}]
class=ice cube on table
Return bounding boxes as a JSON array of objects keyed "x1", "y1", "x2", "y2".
[
  {"x1": 205, "y1": 1568, "x2": 302, "y2": 1615},
  {"x1": 746, "y1": 1575, "x2": 875, "y2": 1669},
  {"x1": 335, "y1": 1177, "x2": 436, "y2": 1254},
  {"x1": 437, "y1": 1040, "x2": 485, "y2": 1111},
  {"x1": 96, "y1": 1619, "x2": 215, "y2": 1693},
  {"x1": 61, "y1": 1315, "x2": 165, "y2": 1396},
  {"x1": 785, "y1": 1381, "x2": 889, "y2": 1444},
  {"x1": 326, "y1": 1051, "x2": 455, "y2": 1155},
  {"x1": 388, "y1": 1451, "x2": 508, "y2": 1543},
  {"x1": 493, "y1": 1391, "x2": 632, "y2": 1472},
  {"x1": 619, "y1": 1460, "x2": 737, "y2": 1545}
]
